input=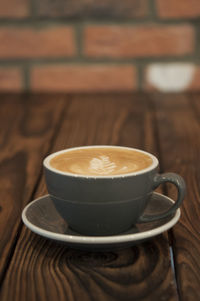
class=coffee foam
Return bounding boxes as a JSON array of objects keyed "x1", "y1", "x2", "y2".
[{"x1": 50, "y1": 147, "x2": 153, "y2": 176}]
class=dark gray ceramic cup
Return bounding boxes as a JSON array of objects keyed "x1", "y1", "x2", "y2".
[{"x1": 43, "y1": 146, "x2": 186, "y2": 236}]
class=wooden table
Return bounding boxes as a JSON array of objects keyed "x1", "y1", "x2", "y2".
[{"x1": 0, "y1": 93, "x2": 199, "y2": 301}]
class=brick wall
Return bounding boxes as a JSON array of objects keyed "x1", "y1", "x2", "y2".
[{"x1": 0, "y1": 0, "x2": 200, "y2": 92}]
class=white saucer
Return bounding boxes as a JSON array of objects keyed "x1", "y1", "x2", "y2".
[{"x1": 22, "y1": 193, "x2": 180, "y2": 251}]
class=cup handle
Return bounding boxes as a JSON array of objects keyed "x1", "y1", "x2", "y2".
[{"x1": 138, "y1": 172, "x2": 186, "y2": 223}]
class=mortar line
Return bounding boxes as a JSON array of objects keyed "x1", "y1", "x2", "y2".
[
  {"x1": 137, "y1": 63, "x2": 145, "y2": 91},
  {"x1": 194, "y1": 21, "x2": 200, "y2": 59},
  {"x1": 74, "y1": 22, "x2": 84, "y2": 57},
  {"x1": 23, "y1": 65, "x2": 30, "y2": 92},
  {"x1": 0, "y1": 56, "x2": 199, "y2": 67},
  {"x1": 29, "y1": 0, "x2": 37, "y2": 18},
  {"x1": 0, "y1": 18, "x2": 199, "y2": 26},
  {"x1": 149, "y1": 0, "x2": 158, "y2": 20}
]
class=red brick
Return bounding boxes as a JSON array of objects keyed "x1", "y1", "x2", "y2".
[
  {"x1": 156, "y1": 0, "x2": 200, "y2": 19},
  {"x1": 188, "y1": 67, "x2": 200, "y2": 90},
  {"x1": 0, "y1": 68, "x2": 22, "y2": 91},
  {"x1": 0, "y1": 0, "x2": 29, "y2": 17},
  {"x1": 0, "y1": 26, "x2": 75, "y2": 59},
  {"x1": 30, "y1": 65, "x2": 137, "y2": 92},
  {"x1": 36, "y1": 0, "x2": 148, "y2": 18},
  {"x1": 84, "y1": 25, "x2": 194, "y2": 58}
]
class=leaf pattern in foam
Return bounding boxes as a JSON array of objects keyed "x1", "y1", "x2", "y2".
[{"x1": 89, "y1": 155, "x2": 117, "y2": 174}]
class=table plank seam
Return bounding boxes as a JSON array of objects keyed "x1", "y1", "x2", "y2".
[
  {"x1": 149, "y1": 94, "x2": 180, "y2": 299},
  {"x1": 168, "y1": 232, "x2": 181, "y2": 301}
]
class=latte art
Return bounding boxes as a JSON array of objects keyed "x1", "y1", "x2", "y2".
[
  {"x1": 50, "y1": 147, "x2": 153, "y2": 176},
  {"x1": 89, "y1": 156, "x2": 117, "y2": 174}
]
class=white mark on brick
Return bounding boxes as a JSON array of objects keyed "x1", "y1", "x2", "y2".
[{"x1": 147, "y1": 63, "x2": 195, "y2": 92}]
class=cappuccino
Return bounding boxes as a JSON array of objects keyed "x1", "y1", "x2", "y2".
[
  {"x1": 44, "y1": 146, "x2": 185, "y2": 235},
  {"x1": 50, "y1": 147, "x2": 153, "y2": 176}
]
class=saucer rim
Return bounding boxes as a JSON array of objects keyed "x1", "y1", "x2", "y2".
[{"x1": 22, "y1": 192, "x2": 180, "y2": 245}]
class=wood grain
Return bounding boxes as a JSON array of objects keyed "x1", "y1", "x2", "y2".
[
  {"x1": 0, "y1": 94, "x2": 68, "y2": 282},
  {"x1": 152, "y1": 93, "x2": 200, "y2": 300},
  {"x1": 0, "y1": 94, "x2": 177, "y2": 301}
]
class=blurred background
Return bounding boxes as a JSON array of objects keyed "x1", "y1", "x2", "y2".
[{"x1": 0, "y1": 0, "x2": 200, "y2": 93}]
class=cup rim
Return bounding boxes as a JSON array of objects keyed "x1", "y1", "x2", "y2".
[{"x1": 43, "y1": 145, "x2": 159, "y2": 179}]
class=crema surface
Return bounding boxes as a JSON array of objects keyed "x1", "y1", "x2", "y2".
[{"x1": 50, "y1": 147, "x2": 153, "y2": 176}]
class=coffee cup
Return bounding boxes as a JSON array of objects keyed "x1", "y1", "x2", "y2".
[{"x1": 43, "y1": 146, "x2": 186, "y2": 236}]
